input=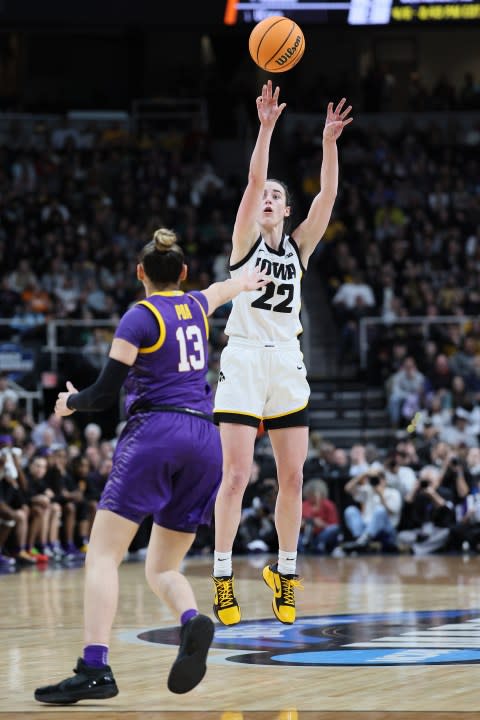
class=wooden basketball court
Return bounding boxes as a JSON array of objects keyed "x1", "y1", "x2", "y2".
[{"x1": 0, "y1": 554, "x2": 478, "y2": 720}]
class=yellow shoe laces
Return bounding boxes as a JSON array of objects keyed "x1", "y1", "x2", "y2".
[
  {"x1": 216, "y1": 578, "x2": 235, "y2": 608},
  {"x1": 280, "y1": 576, "x2": 304, "y2": 606}
]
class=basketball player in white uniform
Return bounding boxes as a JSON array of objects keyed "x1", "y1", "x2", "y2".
[{"x1": 212, "y1": 80, "x2": 352, "y2": 625}]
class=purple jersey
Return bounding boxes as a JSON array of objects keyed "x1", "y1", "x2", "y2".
[{"x1": 115, "y1": 290, "x2": 212, "y2": 415}]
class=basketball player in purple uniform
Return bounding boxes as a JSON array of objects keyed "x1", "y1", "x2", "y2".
[{"x1": 34, "y1": 228, "x2": 267, "y2": 704}]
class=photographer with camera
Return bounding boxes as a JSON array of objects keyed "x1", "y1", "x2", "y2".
[
  {"x1": 438, "y1": 450, "x2": 470, "y2": 505},
  {"x1": 383, "y1": 447, "x2": 417, "y2": 499},
  {"x1": 342, "y1": 468, "x2": 402, "y2": 552},
  {"x1": 397, "y1": 464, "x2": 456, "y2": 554}
]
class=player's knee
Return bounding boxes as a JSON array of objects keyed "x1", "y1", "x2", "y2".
[
  {"x1": 278, "y1": 469, "x2": 303, "y2": 495},
  {"x1": 145, "y1": 565, "x2": 175, "y2": 593},
  {"x1": 222, "y1": 466, "x2": 251, "y2": 496},
  {"x1": 85, "y1": 546, "x2": 121, "y2": 571}
]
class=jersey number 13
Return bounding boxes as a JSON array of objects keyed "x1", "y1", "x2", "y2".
[{"x1": 176, "y1": 325, "x2": 205, "y2": 372}]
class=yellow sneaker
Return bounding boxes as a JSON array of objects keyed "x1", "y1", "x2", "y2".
[
  {"x1": 212, "y1": 575, "x2": 241, "y2": 626},
  {"x1": 278, "y1": 711, "x2": 298, "y2": 720},
  {"x1": 262, "y1": 564, "x2": 303, "y2": 624}
]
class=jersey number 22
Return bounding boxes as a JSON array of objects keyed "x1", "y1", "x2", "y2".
[{"x1": 251, "y1": 282, "x2": 293, "y2": 313}]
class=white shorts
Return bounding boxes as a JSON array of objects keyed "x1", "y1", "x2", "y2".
[{"x1": 213, "y1": 338, "x2": 310, "y2": 429}]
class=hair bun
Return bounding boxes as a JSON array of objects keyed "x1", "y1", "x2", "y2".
[{"x1": 153, "y1": 228, "x2": 177, "y2": 252}]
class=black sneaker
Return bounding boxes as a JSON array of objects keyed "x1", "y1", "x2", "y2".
[
  {"x1": 34, "y1": 658, "x2": 119, "y2": 704},
  {"x1": 167, "y1": 614, "x2": 214, "y2": 694}
]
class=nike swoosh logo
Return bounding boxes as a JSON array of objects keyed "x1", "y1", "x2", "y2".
[{"x1": 274, "y1": 574, "x2": 282, "y2": 596}]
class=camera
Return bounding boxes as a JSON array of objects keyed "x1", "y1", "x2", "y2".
[
  {"x1": 369, "y1": 475, "x2": 381, "y2": 487},
  {"x1": 419, "y1": 479, "x2": 430, "y2": 489},
  {"x1": 450, "y1": 457, "x2": 459, "y2": 467}
]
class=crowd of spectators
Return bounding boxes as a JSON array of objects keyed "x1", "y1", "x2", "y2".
[
  {"x1": 0, "y1": 115, "x2": 250, "y2": 568},
  {"x1": 1, "y1": 107, "x2": 480, "y2": 395},
  {"x1": 0, "y1": 116, "x2": 238, "y2": 446},
  {"x1": 2, "y1": 401, "x2": 480, "y2": 570},
  {"x1": 291, "y1": 108, "x2": 480, "y2": 400},
  {"x1": 231, "y1": 66, "x2": 480, "y2": 123},
  {"x1": 361, "y1": 68, "x2": 480, "y2": 113},
  {"x1": 296, "y1": 108, "x2": 480, "y2": 469},
  {"x1": 1, "y1": 95, "x2": 480, "y2": 568},
  {"x1": 233, "y1": 427, "x2": 480, "y2": 560},
  {"x1": 0, "y1": 398, "x2": 118, "y2": 568},
  {"x1": 5, "y1": 379, "x2": 480, "y2": 568}
]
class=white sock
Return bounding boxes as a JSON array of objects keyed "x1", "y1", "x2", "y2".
[
  {"x1": 213, "y1": 550, "x2": 232, "y2": 577},
  {"x1": 277, "y1": 550, "x2": 297, "y2": 576}
]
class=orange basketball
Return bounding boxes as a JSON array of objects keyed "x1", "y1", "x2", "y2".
[{"x1": 248, "y1": 16, "x2": 305, "y2": 73}]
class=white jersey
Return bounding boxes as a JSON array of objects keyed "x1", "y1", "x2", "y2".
[{"x1": 225, "y1": 233, "x2": 304, "y2": 342}]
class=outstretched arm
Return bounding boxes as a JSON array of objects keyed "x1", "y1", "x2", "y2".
[
  {"x1": 54, "y1": 339, "x2": 137, "y2": 416},
  {"x1": 202, "y1": 266, "x2": 268, "y2": 316},
  {"x1": 231, "y1": 80, "x2": 286, "y2": 265},
  {"x1": 292, "y1": 99, "x2": 352, "y2": 267}
]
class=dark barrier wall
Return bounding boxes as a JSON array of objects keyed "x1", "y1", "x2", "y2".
[{"x1": 0, "y1": 0, "x2": 227, "y2": 27}]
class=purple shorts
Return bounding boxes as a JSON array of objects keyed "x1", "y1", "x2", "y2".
[{"x1": 98, "y1": 412, "x2": 222, "y2": 532}]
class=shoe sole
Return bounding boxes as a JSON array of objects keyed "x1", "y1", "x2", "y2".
[
  {"x1": 262, "y1": 566, "x2": 295, "y2": 625},
  {"x1": 167, "y1": 615, "x2": 215, "y2": 694},
  {"x1": 34, "y1": 685, "x2": 119, "y2": 704}
]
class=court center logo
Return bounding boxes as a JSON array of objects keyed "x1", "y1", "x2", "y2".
[{"x1": 136, "y1": 609, "x2": 480, "y2": 666}]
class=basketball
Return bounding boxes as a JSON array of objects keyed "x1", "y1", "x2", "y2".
[{"x1": 248, "y1": 16, "x2": 305, "y2": 73}]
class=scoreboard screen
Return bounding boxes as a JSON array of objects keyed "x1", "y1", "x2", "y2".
[{"x1": 224, "y1": 0, "x2": 480, "y2": 24}]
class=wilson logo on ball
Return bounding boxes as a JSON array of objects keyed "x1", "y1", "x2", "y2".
[
  {"x1": 248, "y1": 16, "x2": 305, "y2": 73},
  {"x1": 275, "y1": 35, "x2": 302, "y2": 66}
]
